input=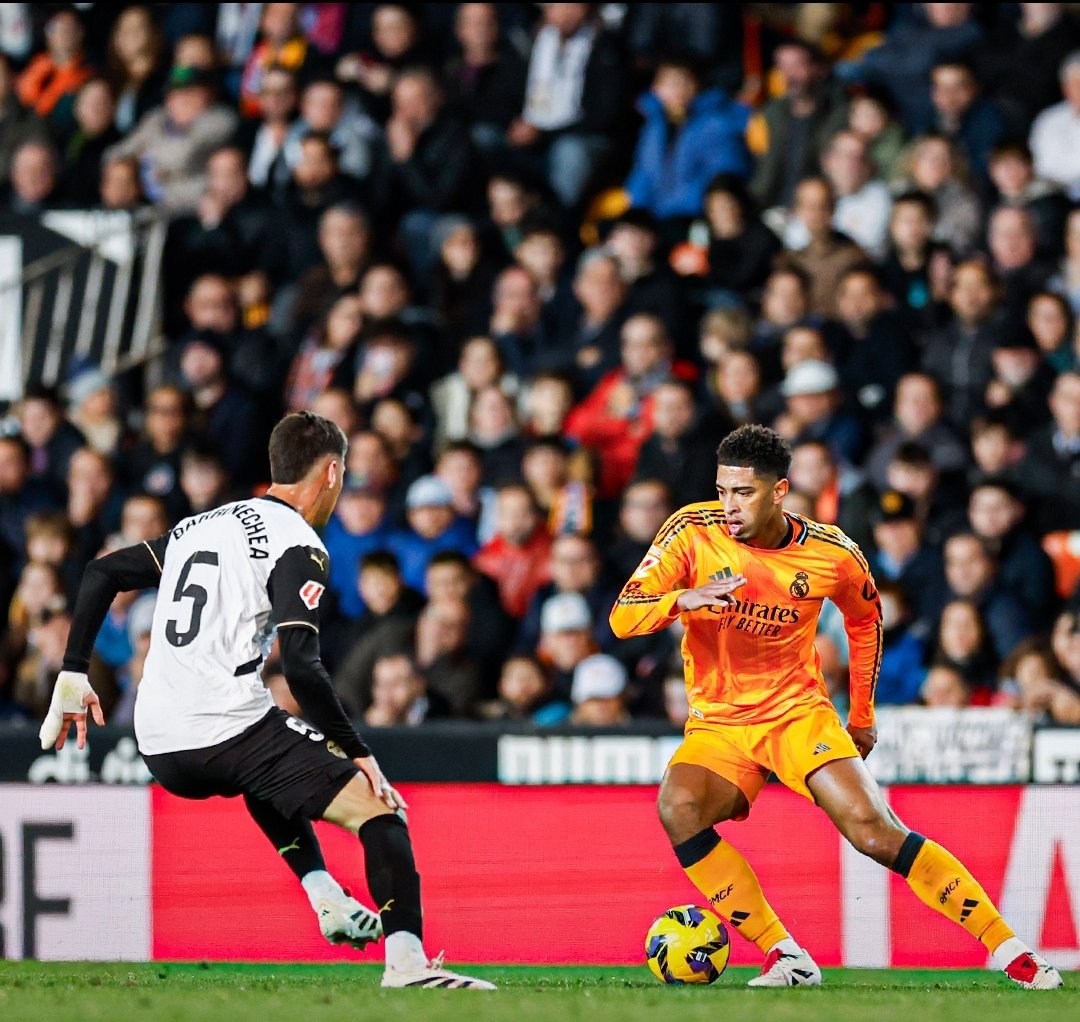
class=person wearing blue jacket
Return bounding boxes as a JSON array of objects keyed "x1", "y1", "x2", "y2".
[{"x1": 625, "y1": 54, "x2": 750, "y2": 225}]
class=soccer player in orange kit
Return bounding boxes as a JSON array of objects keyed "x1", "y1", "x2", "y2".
[{"x1": 610, "y1": 424, "x2": 1062, "y2": 989}]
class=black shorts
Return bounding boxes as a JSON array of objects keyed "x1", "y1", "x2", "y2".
[{"x1": 143, "y1": 707, "x2": 358, "y2": 821}]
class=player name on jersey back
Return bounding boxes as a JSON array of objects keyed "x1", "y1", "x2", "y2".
[{"x1": 135, "y1": 498, "x2": 327, "y2": 756}]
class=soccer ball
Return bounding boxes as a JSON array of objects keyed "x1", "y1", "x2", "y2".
[{"x1": 645, "y1": 905, "x2": 730, "y2": 984}]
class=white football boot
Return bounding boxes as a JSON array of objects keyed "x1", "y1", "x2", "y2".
[
  {"x1": 381, "y1": 952, "x2": 497, "y2": 989},
  {"x1": 317, "y1": 895, "x2": 382, "y2": 950},
  {"x1": 1002, "y1": 950, "x2": 1064, "y2": 990},
  {"x1": 747, "y1": 946, "x2": 823, "y2": 987}
]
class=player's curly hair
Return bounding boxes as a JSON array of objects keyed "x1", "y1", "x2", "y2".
[
  {"x1": 269, "y1": 411, "x2": 347, "y2": 483},
  {"x1": 715, "y1": 425, "x2": 791, "y2": 481}
]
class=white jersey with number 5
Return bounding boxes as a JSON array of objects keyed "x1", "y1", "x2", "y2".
[{"x1": 135, "y1": 497, "x2": 329, "y2": 755}]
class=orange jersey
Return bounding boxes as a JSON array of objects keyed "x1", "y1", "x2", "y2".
[{"x1": 609, "y1": 503, "x2": 883, "y2": 728}]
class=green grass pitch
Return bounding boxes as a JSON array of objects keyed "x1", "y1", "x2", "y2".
[{"x1": 0, "y1": 962, "x2": 1073, "y2": 1022}]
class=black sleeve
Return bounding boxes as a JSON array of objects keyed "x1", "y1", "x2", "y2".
[
  {"x1": 268, "y1": 545, "x2": 370, "y2": 760},
  {"x1": 62, "y1": 534, "x2": 170, "y2": 673}
]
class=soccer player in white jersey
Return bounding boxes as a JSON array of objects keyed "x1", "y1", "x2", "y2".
[{"x1": 39, "y1": 412, "x2": 495, "y2": 990}]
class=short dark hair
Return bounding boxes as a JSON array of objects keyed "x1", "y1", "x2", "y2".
[
  {"x1": 360, "y1": 549, "x2": 401, "y2": 576},
  {"x1": 428, "y1": 550, "x2": 473, "y2": 572},
  {"x1": 716, "y1": 425, "x2": 791, "y2": 481},
  {"x1": 268, "y1": 412, "x2": 347, "y2": 483},
  {"x1": 892, "y1": 189, "x2": 938, "y2": 221}
]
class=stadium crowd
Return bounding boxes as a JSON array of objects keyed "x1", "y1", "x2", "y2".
[{"x1": 1, "y1": 2, "x2": 1080, "y2": 732}]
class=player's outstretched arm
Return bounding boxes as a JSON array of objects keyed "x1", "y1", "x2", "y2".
[
  {"x1": 610, "y1": 511, "x2": 696, "y2": 638},
  {"x1": 39, "y1": 535, "x2": 169, "y2": 750}
]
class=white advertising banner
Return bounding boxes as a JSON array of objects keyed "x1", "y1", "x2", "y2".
[{"x1": 0, "y1": 785, "x2": 151, "y2": 960}]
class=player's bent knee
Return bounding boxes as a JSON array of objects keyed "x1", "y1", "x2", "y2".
[
  {"x1": 322, "y1": 774, "x2": 394, "y2": 834},
  {"x1": 844, "y1": 818, "x2": 906, "y2": 864},
  {"x1": 657, "y1": 786, "x2": 709, "y2": 838}
]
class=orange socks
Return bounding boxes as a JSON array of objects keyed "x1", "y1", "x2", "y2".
[
  {"x1": 674, "y1": 828, "x2": 789, "y2": 953},
  {"x1": 893, "y1": 832, "x2": 1015, "y2": 953}
]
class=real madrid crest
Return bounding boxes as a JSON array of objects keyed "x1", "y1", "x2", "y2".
[{"x1": 789, "y1": 570, "x2": 810, "y2": 598}]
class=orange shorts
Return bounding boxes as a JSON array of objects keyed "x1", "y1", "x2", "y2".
[{"x1": 667, "y1": 701, "x2": 860, "y2": 812}]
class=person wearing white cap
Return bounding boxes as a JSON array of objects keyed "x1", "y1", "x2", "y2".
[
  {"x1": 538, "y1": 591, "x2": 594, "y2": 700},
  {"x1": 778, "y1": 358, "x2": 864, "y2": 466},
  {"x1": 386, "y1": 474, "x2": 478, "y2": 592},
  {"x1": 569, "y1": 653, "x2": 629, "y2": 726}
]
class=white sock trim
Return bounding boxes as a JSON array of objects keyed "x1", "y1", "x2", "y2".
[
  {"x1": 991, "y1": 935, "x2": 1030, "y2": 971},
  {"x1": 385, "y1": 931, "x2": 427, "y2": 971},
  {"x1": 300, "y1": 869, "x2": 344, "y2": 911}
]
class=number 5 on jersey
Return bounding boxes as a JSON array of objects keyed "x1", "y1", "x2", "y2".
[{"x1": 166, "y1": 550, "x2": 219, "y2": 647}]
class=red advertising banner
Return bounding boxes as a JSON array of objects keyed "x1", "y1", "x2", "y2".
[{"x1": 150, "y1": 784, "x2": 1080, "y2": 968}]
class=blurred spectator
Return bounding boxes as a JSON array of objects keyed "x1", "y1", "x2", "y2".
[
  {"x1": 967, "y1": 478, "x2": 1057, "y2": 621},
  {"x1": 782, "y1": 177, "x2": 866, "y2": 317},
  {"x1": 968, "y1": 412, "x2": 1024, "y2": 490},
  {"x1": 879, "y1": 190, "x2": 951, "y2": 331},
  {"x1": 1050, "y1": 206, "x2": 1080, "y2": 316},
  {"x1": 105, "y1": 64, "x2": 238, "y2": 212},
  {"x1": 331, "y1": 551, "x2": 422, "y2": 711},
  {"x1": 473, "y1": 482, "x2": 552, "y2": 619},
  {"x1": 883, "y1": 441, "x2": 968, "y2": 547},
  {"x1": 517, "y1": 532, "x2": 614, "y2": 657},
  {"x1": 984, "y1": 330, "x2": 1055, "y2": 434},
  {"x1": 864, "y1": 373, "x2": 969, "y2": 491},
  {"x1": 988, "y1": 141, "x2": 1068, "y2": 259},
  {"x1": 363, "y1": 652, "x2": 448, "y2": 727},
  {"x1": 443, "y1": 2, "x2": 527, "y2": 153},
  {"x1": 1024, "y1": 370, "x2": 1080, "y2": 532},
  {"x1": 431, "y1": 335, "x2": 518, "y2": 449},
  {"x1": 1030, "y1": 51, "x2": 1080, "y2": 200},
  {"x1": 775, "y1": 359, "x2": 864, "y2": 467},
  {"x1": 942, "y1": 532, "x2": 1033, "y2": 659},
  {"x1": 921, "y1": 662, "x2": 973, "y2": 708},
  {"x1": 380, "y1": 67, "x2": 478, "y2": 283},
  {"x1": 559, "y1": 247, "x2": 631, "y2": 391},
  {"x1": 99, "y1": 153, "x2": 143, "y2": 210},
  {"x1": 873, "y1": 581, "x2": 928, "y2": 706},
  {"x1": 634, "y1": 377, "x2": 723, "y2": 508},
  {"x1": 521, "y1": 371, "x2": 574, "y2": 439},
  {"x1": 894, "y1": 134, "x2": 982, "y2": 255},
  {"x1": 66, "y1": 447, "x2": 121, "y2": 567},
  {"x1": 63, "y1": 369, "x2": 122, "y2": 457},
  {"x1": 931, "y1": 598, "x2": 999, "y2": 693},
  {"x1": 821, "y1": 130, "x2": 892, "y2": 258},
  {"x1": 922, "y1": 260, "x2": 1004, "y2": 429},
  {"x1": 505, "y1": 3, "x2": 625, "y2": 209},
  {"x1": 430, "y1": 216, "x2": 500, "y2": 345},
  {"x1": 847, "y1": 92, "x2": 905, "y2": 183},
  {"x1": 867, "y1": 488, "x2": 944, "y2": 630},
  {"x1": 176, "y1": 331, "x2": 267, "y2": 486},
  {"x1": 323, "y1": 480, "x2": 395, "y2": 621},
  {"x1": 239, "y1": 65, "x2": 299, "y2": 199},
  {"x1": 975, "y1": 4, "x2": 1080, "y2": 136},
  {"x1": 625, "y1": 52, "x2": 750, "y2": 224},
  {"x1": 17, "y1": 7, "x2": 92, "y2": 138},
  {"x1": 5, "y1": 138, "x2": 60, "y2": 212},
  {"x1": 338, "y1": 5, "x2": 432, "y2": 125},
  {"x1": 679, "y1": 175, "x2": 780, "y2": 300},
  {"x1": 605, "y1": 210, "x2": 683, "y2": 337},
  {"x1": 479, "y1": 654, "x2": 570, "y2": 724},
  {"x1": 570, "y1": 652, "x2": 630, "y2": 726},
  {"x1": 565, "y1": 313, "x2": 696, "y2": 497},
  {"x1": 178, "y1": 446, "x2": 232, "y2": 516},
  {"x1": 1001, "y1": 634, "x2": 1080, "y2": 724},
  {"x1": 488, "y1": 264, "x2": 548, "y2": 378},
  {"x1": 0, "y1": 51, "x2": 46, "y2": 185},
  {"x1": 1026, "y1": 291, "x2": 1074, "y2": 373},
  {"x1": 536, "y1": 591, "x2": 595, "y2": 700},
  {"x1": 105, "y1": 5, "x2": 167, "y2": 135},
  {"x1": 749, "y1": 40, "x2": 848, "y2": 210},
  {"x1": 122, "y1": 385, "x2": 191, "y2": 523},
  {"x1": 827, "y1": 265, "x2": 916, "y2": 424},
  {"x1": 17, "y1": 385, "x2": 85, "y2": 494},
  {"x1": 713, "y1": 349, "x2": 765, "y2": 429},
  {"x1": 434, "y1": 441, "x2": 484, "y2": 523},
  {"x1": 927, "y1": 59, "x2": 1004, "y2": 185},
  {"x1": 389, "y1": 474, "x2": 477, "y2": 593},
  {"x1": 787, "y1": 439, "x2": 875, "y2": 550},
  {"x1": 58, "y1": 78, "x2": 120, "y2": 206},
  {"x1": 413, "y1": 597, "x2": 479, "y2": 717},
  {"x1": 239, "y1": 3, "x2": 317, "y2": 119},
  {"x1": 607, "y1": 479, "x2": 673, "y2": 583},
  {"x1": 284, "y1": 293, "x2": 364, "y2": 412},
  {"x1": 697, "y1": 305, "x2": 752, "y2": 395},
  {"x1": 514, "y1": 218, "x2": 575, "y2": 338},
  {"x1": 841, "y1": 3, "x2": 982, "y2": 135},
  {"x1": 467, "y1": 384, "x2": 525, "y2": 487}
]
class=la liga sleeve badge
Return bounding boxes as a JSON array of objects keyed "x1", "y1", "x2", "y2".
[{"x1": 300, "y1": 580, "x2": 325, "y2": 609}]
